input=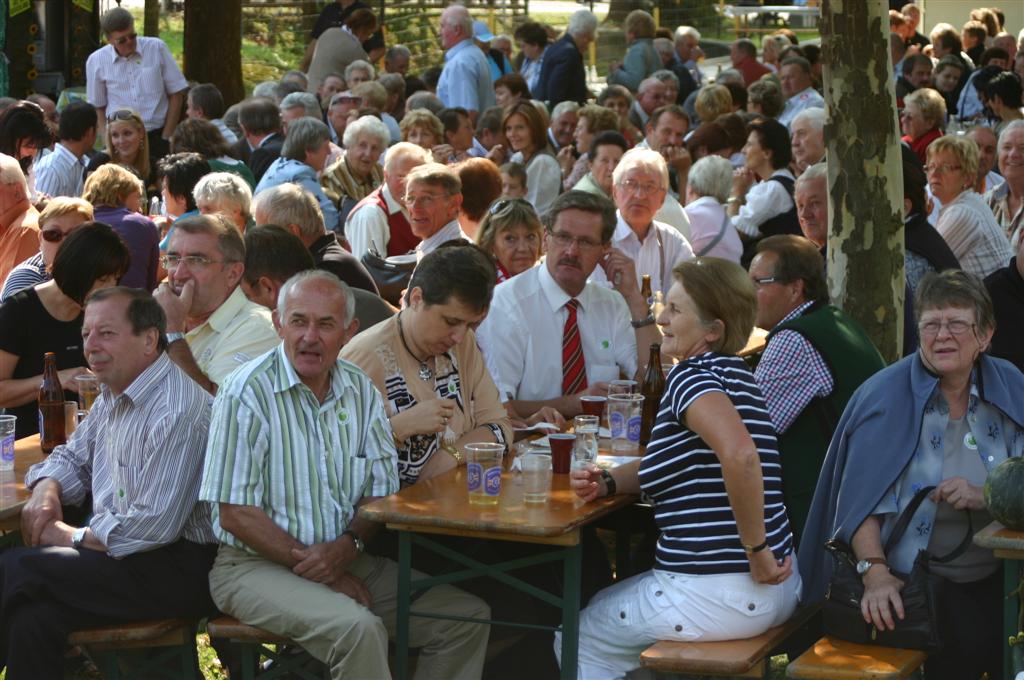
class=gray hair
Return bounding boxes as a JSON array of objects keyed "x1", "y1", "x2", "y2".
[
  {"x1": 252, "y1": 81, "x2": 278, "y2": 99},
  {"x1": 998, "y1": 119, "x2": 1024, "y2": 146},
  {"x1": 442, "y1": 4, "x2": 473, "y2": 37},
  {"x1": 792, "y1": 106, "x2": 826, "y2": 132},
  {"x1": 674, "y1": 25, "x2": 701, "y2": 42},
  {"x1": 100, "y1": 7, "x2": 133, "y2": 35},
  {"x1": 193, "y1": 172, "x2": 253, "y2": 219},
  {"x1": 252, "y1": 183, "x2": 326, "y2": 239},
  {"x1": 914, "y1": 269, "x2": 995, "y2": 335},
  {"x1": 385, "y1": 44, "x2": 411, "y2": 63},
  {"x1": 384, "y1": 141, "x2": 432, "y2": 173},
  {"x1": 277, "y1": 269, "x2": 356, "y2": 326},
  {"x1": 795, "y1": 161, "x2": 828, "y2": 194},
  {"x1": 343, "y1": 115, "x2": 390, "y2": 150},
  {"x1": 281, "y1": 118, "x2": 331, "y2": 162},
  {"x1": 551, "y1": 101, "x2": 580, "y2": 121},
  {"x1": 0, "y1": 153, "x2": 27, "y2": 188},
  {"x1": 282, "y1": 70, "x2": 309, "y2": 90},
  {"x1": 567, "y1": 9, "x2": 598, "y2": 38},
  {"x1": 653, "y1": 38, "x2": 675, "y2": 59},
  {"x1": 345, "y1": 59, "x2": 376, "y2": 83},
  {"x1": 715, "y1": 68, "x2": 744, "y2": 86},
  {"x1": 612, "y1": 148, "x2": 669, "y2": 190},
  {"x1": 406, "y1": 91, "x2": 445, "y2": 116},
  {"x1": 687, "y1": 155, "x2": 733, "y2": 203},
  {"x1": 651, "y1": 69, "x2": 680, "y2": 89},
  {"x1": 378, "y1": 73, "x2": 405, "y2": 97},
  {"x1": 280, "y1": 92, "x2": 321, "y2": 119},
  {"x1": 173, "y1": 214, "x2": 246, "y2": 263}
]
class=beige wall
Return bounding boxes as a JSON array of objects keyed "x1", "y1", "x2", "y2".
[{"x1": 916, "y1": 1, "x2": 1024, "y2": 41}]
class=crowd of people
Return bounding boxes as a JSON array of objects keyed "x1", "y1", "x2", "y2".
[{"x1": 0, "y1": 1, "x2": 1021, "y2": 678}]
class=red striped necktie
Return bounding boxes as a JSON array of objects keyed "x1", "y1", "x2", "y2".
[{"x1": 562, "y1": 298, "x2": 588, "y2": 395}]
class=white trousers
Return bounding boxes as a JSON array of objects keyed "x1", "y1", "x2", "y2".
[{"x1": 555, "y1": 561, "x2": 802, "y2": 680}]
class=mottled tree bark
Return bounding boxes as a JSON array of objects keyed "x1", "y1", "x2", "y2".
[
  {"x1": 183, "y1": 0, "x2": 245, "y2": 106},
  {"x1": 821, "y1": 0, "x2": 905, "y2": 363}
]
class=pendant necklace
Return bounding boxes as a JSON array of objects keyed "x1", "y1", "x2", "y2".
[{"x1": 397, "y1": 311, "x2": 433, "y2": 381}]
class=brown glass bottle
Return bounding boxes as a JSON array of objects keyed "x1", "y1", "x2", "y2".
[
  {"x1": 640, "y1": 274, "x2": 653, "y2": 310},
  {"x1": 639, "y1": 343, "x2": 665, "y2": 446},
  {"x1": 39, "y1": 352, "x2": 66, "y2": 454}
]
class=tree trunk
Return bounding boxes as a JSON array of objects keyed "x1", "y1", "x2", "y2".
[
  {"x1": 821, "y1": 0, "x2": 905, "y2": 363},
  {"x1": 144, "y1": 0, "x2": 161, "y2": 37},
  {"x1": 183, "y1": 0, "x2": 245, "y2": 106}
]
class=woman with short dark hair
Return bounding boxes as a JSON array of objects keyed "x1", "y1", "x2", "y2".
[
  {"x1": 0, "y1": 222, "x2": 130, "y2": 438},
  {"x1": 0, "y1": 101, "x2": 52, "y2": 194}
]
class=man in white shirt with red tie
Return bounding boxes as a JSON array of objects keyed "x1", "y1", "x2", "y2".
[{"x1": 476, "y1": 191, "x2": 660, "y2": 419}]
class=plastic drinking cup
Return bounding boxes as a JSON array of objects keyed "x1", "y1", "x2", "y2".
[
  {"x1": 0, "y1": 415, "x2": 15, "y2": 472},
  {"x1": 548, "y1": 433, "x2": 576, "y2": 473},
  {"x1": 466, "y1": 442, "x2": 505, "y2": 505},
  {"x1": 521, "y1": 452, "x2": 552, "y2": 504}
]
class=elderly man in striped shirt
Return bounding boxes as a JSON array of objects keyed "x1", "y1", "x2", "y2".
[
  {"x1": 0, "y1": 287, "x2": 218, "y2": 678},
  {"x1": 201, "y1": 270, "x2": 489, "y2": 679}
]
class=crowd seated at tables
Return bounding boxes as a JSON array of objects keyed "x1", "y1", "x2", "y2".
[{"x1": 0, "y1": 2, "x2": 1022, "y2": 678}]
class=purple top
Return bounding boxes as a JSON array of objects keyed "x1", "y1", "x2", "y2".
[{"x1": 93, "y1": 206, "x2": 160, "y2": 291}]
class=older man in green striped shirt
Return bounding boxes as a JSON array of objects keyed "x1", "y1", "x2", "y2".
[{"x1": 201, "y1": 270, "x2": 490, "y2": 679}]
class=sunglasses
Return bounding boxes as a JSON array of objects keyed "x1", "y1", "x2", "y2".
[
  {"x1": 41, "y1": 229, "x2": 69, "y2": 243},
  {"x1": 107, "y1": 109, "x2": 140, "y2": 123},
  {"x1": 112, "y1": 32, "x2": 138, "y2": 46},
  {"x1": 488, "y1": 198, "x2": 535, "y2": 216}
]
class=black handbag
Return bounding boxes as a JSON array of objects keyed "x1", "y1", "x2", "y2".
[
  {"x1": 360, "y1": 247, "x2": 416, "y2": 306},
  {"x1": 822, "y1": 485, "x2": 973, "y2": 653}
]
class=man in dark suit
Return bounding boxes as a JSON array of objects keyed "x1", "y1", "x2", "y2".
[
  {"x1": 534, "y1": 9, "x2": 597, "y2": 107},
  {"x1": 236, "y1": 98, "x2": 285, "y2": 184}
]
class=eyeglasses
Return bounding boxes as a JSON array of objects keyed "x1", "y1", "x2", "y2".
[
  {"x1": 403, "y1": 193, "x2": 448, "y2": 208},
  {"x1": 112, "y1": 32, "x2": 138, "y2": 46},
  {"x1": 162, "y1": 254, "x2": 226, "y2": 270},
  {"x1": 488, "y1": 197, "x2": 536, "y2": 216},
  {"x1": 547, "y1": 230, "x2": 603, "y2": 251},
  {"x1": 40, "y1": 230, "x2": 69, "y2": 243},
  {"x1": 751, "y1": 276, "x2": 789, "y2": 288},
  {"x1": 918, "y1": 319, "x2": 975, "y2": 337},
  {"x1": 618, "y1": 178, "x2": 664, "y2": 196},
  {"x1": 107, "y1": 109, "x2": 140, "y2": 123},
  {"x1": 924, "y1": 163, "x2": 962, "y2": 175}
]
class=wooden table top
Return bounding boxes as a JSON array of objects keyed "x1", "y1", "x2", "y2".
[
  {"x1": 974, "y1": 520, "x2": 1024, "y2": 559},
  {"x1": 739, "y1": 327, "x2": 768, "y2": 358},
  {"x1": 360, "y1": 468, "x2": 637, "y2": 546},
  {"x1": 0, "y1": 435, "x2": 44, "y2": 526}
]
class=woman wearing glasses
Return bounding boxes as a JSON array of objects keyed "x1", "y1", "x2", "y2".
[
  {"x1": 475, "y1": 198, "x2": 543, "y2": 282},
  {"x1": 86, "y1": 109, "x2": 155, "y2": 195},
  {"x1": 800, "y1": 270, "x2": 1024, "y2": 680},
  {"x1": 0, "y1": 198, "x2": 92, "y2": 302},
  {"x1": 502, "y1": 102, "x2": 562, "y2": 216},
  {"x1": 0, "y1": 223, "x2": 129, "y2": 438},
  {"x1": 927, "y1": 134, "x2": 1014, "y2": 280}
]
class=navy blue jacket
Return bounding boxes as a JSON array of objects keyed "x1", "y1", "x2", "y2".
[{"x1": 534, "y1": 34, "x2": 588, "y2": 107}]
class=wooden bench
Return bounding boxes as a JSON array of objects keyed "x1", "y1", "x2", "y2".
[
  {"x1": 786, "y1": 636, "x2": 926, "y2": 679},
  {"x1": 207, "y1": 615, "x2": 328, "y2": 680},
  {"x1": 68, "y1": 618, "x2": 200, "y2": 679},
  {"x1": 639, "y1": 605, "x2": 818, "y2": 678}
]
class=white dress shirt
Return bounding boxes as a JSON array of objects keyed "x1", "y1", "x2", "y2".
[
  {"x1": 476, "y1": 264, "x2": 638, "y2": 402},
  {"x1": 414, "y1": 219, "x2": 468, "y2": 261},
  {"x1": 778, "y1": 87, "x2": 825, "y2": 128},
  {"x1": 346, "y1": 184, "x2": 408, "y2": 259},
  {"x1": 732, "y1": 169, "x2": 796, "y2": 238},
  {"x1": 589, "y1": 212, "x2": 695, "y2": 297},
  {"x1": 86, "y1": 36, "x2": 189, "y2": 132}
]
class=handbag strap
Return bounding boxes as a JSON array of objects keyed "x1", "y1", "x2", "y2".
[
  {"x1": 882, "y1": 484, "x2": 975, "y2": 564},
  {"x1": 696, "y1": 209, "x2": 732, "y2": 257}
]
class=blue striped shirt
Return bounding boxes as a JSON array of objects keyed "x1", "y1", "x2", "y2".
[
  {"x1": 33, "y1": 143, "x2": 86, "y2": 198},
  {"x1": 639, "y1": 352, "x2": 794, "y2": 575},
  {"x1": 0, "y1": 252, "x2": 47, "y2": 302}
]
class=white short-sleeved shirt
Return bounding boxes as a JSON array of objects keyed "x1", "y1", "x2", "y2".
[
  {"x1": 588, "y1": 212, "x2": 694, "y2": 297},
  {"x1": 476, "y1": 264, "x2": 638, "y2": 402},
  {"x1": 436, "y1": 39, "x2": 495, "y2": 114},
  {"x1": 86, "y1": 37, "x2": 189, "y2": 132}
]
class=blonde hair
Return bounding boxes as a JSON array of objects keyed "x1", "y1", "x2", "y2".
[
  {"x1": 673, "y1": 257, "x2": 756, "y2": 355},
  {"x1": 624, "y1": 10, "x2": 656, "y2": 40},
  {"x1": 475, "y1": 198, "x2": 542, "y2": 255},
  {"x1": 927, "y1": 134, "x2": 979, "y2": 182},
  {"x1": 105, "y1": 111, "x2": 150, "y2": 182},
  {"x1": 38, "y1": 197, "x2": 93, "y2": 226},
  {"x1": 83, "y1": 163, "x2": 145, "y2": 207},
  {"x1": 904, "y1": 87, "x2": 947, "y2": 129},
  {"x1": 695, "y1": 85, "x2": 733, "y2": 123}
]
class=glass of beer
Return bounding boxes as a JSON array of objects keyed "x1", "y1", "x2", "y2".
[{"x1": 75, "y1": 375, "x2": 100, "y2": 413}]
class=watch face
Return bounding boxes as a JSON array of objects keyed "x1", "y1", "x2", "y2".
[{"x1": 856, "y1": 560, "x2": 869, "y2": 575}]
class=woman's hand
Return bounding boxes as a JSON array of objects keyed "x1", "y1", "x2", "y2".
[
  {"x1": 556, "y1": 146, "x2": 575, "y2": 176},
  {"x1": 390, "y1": 398, "x2": 456, "y2": 441},
  {"x1": 58, "y1": 367, "x2": 91, "y2": 392},
  {"x1": 931, "y1": 476, "x2": 985, "y2": 511},
  {"x1": 860, "y1": 566, "x2": 905, "y2": 631},
  {"x1": 731, "y1": 167, "x2": 757, "y2": 198},
  {"x1": 431, "y1": 144, "x2": 455, "y2": 164},
  {"x1": 748, "y1": 550, "x2": 792, "y2": 585},
  {"x1": 486, "y1": 144, "x2": 506, "y2": 164},
  {"x1": 569, "y1": 463, "x2": 603, "y2": 502}
]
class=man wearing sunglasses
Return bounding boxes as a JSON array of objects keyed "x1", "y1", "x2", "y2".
[{"x1": 86, "y1": 7, "x2": 188, "y2": 162}]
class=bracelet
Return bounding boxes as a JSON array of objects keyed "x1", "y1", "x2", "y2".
[
  {"x1": 630, "y1": 313, "x2": 656, "y2": 329},
  {"x1": 600, "y1": 469, "x2": 617, "y2": 497},
  {"x1": 742, "y1": 539, "x2": 769, "y2": 554},
  {"x1": 442, "y1": 443, "x2": 463, "y2": 465}
]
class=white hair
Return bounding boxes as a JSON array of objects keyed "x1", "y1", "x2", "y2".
[
  {"x1": 795, "y1": 161, "x2": 828, "y2": 193},
  {"x1": 279, "y1": 91, "x2": 321, "y2": 118},
  {"x1": 653, "y1": 38, "x2": 674, "y2": 58},
  {"x1": 674, "y1": 26, "x2": 701, "y2": 42},
  {"x1": 792, "y1": 106, "x2": 826, "y2": 132},
  {"x1": 384, "y1": 142, "x2": 432, "y2": 173},
  {"x1": 687, "y1": 155, "x2": 733, "y2": 203},
  {"x1": 0, "y1": 154, "x2": 27, "y2": 189},
  {"x1": 999, "y1": 120, "x2": 1024, "y2": 147},
  {"x1": 345, "y1": 59, "x2": 376, "y2": 83},
  {"x1": 442, "y1": 5, "x2": 473, "y2": 37},
  {"x1": 343, "y1": 115, "x2": 390, "y2": 151},
  {"x1": 277, "y1": 269, "x2": 356, "y2": 325},
  {"x1": 193, "y1": 172, "x2": 253, "y2": 218},
  {"x1": 568, "y1": 9, "x2": 598, "y2": 38},
  {"x1": 612, "y1": 148, "x2": 669, "y2": 190},
  {"x1": 551, "y1": 101, "x2": 580, "y2": 121}
]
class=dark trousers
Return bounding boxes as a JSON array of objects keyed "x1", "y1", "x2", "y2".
[
  {"x1": 926, "y1": 567, "x2": 1003, "y2": 680},
  {"x1": 0, "y1": 539, "x2": 217, "y2": 679},
  {"x1": 147, "y1": 128, "x2": 170, "y2": 166}
]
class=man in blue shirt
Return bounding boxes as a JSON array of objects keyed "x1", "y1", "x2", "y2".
[{"x1": 436, "y1": 5, "x2": 495, "y2": 125}]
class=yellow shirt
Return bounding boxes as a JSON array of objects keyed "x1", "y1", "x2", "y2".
[{"x1": 185, "y1": 286, "x2": 279, "y2": 385}]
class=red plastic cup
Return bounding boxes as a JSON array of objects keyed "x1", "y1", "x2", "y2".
[
  {"x1": 548, "y1": 434, "x2": 576, "y2": 474},
  {"x1": 580, "y1": 396, "x2": 607, "y2": 417}
]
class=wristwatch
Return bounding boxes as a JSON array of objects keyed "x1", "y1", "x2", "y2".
[
  {"x1": 631, "y1": 313, "x2": 656, "y2": 329},
  {"x1": 742, "y1": 539, "x2": 769, "y2": 554},
  {"x1": 856, "y1": 557, "x2": 888, "y2": 575},
  {"x1": 166, "y1": 331, "x2": 186, "y2": 345},
  {"x1": 600, "y1": 469, "x2": 617, "y2": 497},
  {"x1": 342, "y1": 529, "x2": 364, "y2": 553},
  {"x1": 442, "y1": 443, "x2": 463, "y2": 465},
  {"x1": 71, "y1": 527, "x2": 87, "y2": 548}
]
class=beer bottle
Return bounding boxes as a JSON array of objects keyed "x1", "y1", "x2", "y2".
[
  {"x1": 639, "y1": 344, "x2": 666, "y2": 446},
  {"x1": 640, "y1": 274, "x2": 653, "y2": 311},
  {"x1": 39, "y1": 353, "x2": 66, "y2": 454}
]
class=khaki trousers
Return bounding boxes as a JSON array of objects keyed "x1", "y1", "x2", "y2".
[{"x1": 210, "y1": 545, "x2": 490, "y2": 680}]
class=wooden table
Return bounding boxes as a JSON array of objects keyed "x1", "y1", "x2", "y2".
[
  {"x1": 360, "y1": 467, "x2": 637, "y2": 680},
  {"x1": 0, "y1": 434, "x2": 44, "y2": 534},
  {"x1": 973, "y1": 520, "x2": 1024, "y2": 680}
]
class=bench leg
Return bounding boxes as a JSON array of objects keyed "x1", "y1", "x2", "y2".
[{"x1": 559, "y1": 543, "x2": 582, "y2": 680}]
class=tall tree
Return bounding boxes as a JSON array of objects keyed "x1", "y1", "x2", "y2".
[
  {"x1": 821, "y1": 0, "x2": 905, "y2": 362},
  {"x1": 144, "y1": 0, "x2": 160, "y2": 37},
  {"x1": 183, "y1": 0, "x2": 244, "y2": 106}
]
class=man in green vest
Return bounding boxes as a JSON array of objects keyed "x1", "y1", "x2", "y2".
[{"x1": 748, "y1": 235, "x2": 886, "y2": 544}]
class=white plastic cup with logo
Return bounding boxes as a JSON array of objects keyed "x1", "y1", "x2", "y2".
[
  {"x1": 0, "y1": 415, "x2": 15, "y2": 471},
  {"x1": 608, "y1": 394, "x2": 644, "y2": 454},
  {"x1": 607, "y1": 379, "x2": 638, "y2": 397},
  {"x1": 521, "y1": 451, "x2": 552, "y2": 504},
  {"x1": 466, "y1": 442, "x2": 505, "y2": 506}
]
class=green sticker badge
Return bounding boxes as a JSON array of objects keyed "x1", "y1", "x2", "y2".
[
  {"x1": 338, "y1": 408, "x2": 350, "y2": 424},
  {"x1": 601, "y1": 340, "x2": 609, "y2": 349}
]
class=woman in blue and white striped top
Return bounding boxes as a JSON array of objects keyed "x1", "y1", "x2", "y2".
[{"x1": 558, "y1": 258, "x2": 800, "y2": 679}]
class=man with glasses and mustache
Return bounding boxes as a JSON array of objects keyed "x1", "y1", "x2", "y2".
[
  {"x1": 86, "y1": 7, "x2": 188, "y2": 162},
  {"x1": 154, "y1": 214, "x2": 278, "y2": 395},
  {"x1": 477, "y1": 191, "x2": 659, "y2": 419}
]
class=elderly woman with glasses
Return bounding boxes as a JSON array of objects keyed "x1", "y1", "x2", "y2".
[
  {"x1": 928, "y1": 134, "x2": 1013, "y2": 279},
  {"x1": 0, "y1": 223, "x2": 129, "y2": 438},
  {"x1": 0, "y1": 198, "x2": 93, "y2": 302},
  {"x1": 475, "y1": 197, "x2": 543, "y2": 281},
  {"x1": 800, "y1": 270, "x2": 1024, "y2": 680},
  {"x1": 86, "y1": 109, "x2": 154, "y2": 194}
]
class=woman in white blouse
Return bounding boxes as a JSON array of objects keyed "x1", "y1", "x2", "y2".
[
  {"x1": 684, "y1": 156, "x2": 743, "y2": 262},
  {"x1": 502, "y1": 102, "x2": 562, "y2": 216}
]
